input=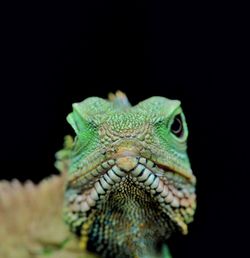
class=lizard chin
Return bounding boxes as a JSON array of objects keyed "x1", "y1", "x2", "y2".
[
  {"x1": 64, "y1": 157, "x2": 196, "y2": 257},
  {"x1": 85, "y1": 177, "x2": 174, "y2": 257}
]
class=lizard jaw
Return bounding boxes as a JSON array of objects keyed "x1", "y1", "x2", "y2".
[{"x1": 65, "y1": 157, "x2": 196, "y2": 235}]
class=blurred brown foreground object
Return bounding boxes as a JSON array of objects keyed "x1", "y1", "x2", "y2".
[{"x1": 0, "y1": 174, "x2": 98, "y2": 258}]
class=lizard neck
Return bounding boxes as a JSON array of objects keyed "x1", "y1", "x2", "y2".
[{"x1": 85, "y1": 177, "x2": 173, "y2": 258}]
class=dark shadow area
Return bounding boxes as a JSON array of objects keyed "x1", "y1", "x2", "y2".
[{"x1": 0, "y1": 2, "x2": 247, "y2": 257}]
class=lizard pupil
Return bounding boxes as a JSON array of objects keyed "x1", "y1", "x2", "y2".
[{"x1": 171, "y1": 114, "x2": 183, "y2": 137}]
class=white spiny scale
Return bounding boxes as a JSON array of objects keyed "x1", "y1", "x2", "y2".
[
  {"x1": 94, "y1": 181, "x2": 105, "y2": 194},
  {"x1": 150, "y1": 189, "x2": 156, "y2": 195},
  {"x1": 104, "y1": 173, "x2": 115, "y2": 185},
  {"x1": 96, "y1": 165, "x2": 104, "y2": 173},
  {"x1": 137, "y1": 168, "x2": 152, "y2": 181},
  {"x1": 180, "y1": 198, "x2": 189, "y2": 207},
  {"x1": 178, "y1": 191, "x2": 185, "y2": 198},
  {"x1": 101, "y1": 161, "x2": 110, "y2": 169},
  {"x1": 157, "y1": 196, "x2": 165, "y2": 203},
  {"x1": 182, "y1": 188, "x2": 190, "y2": 197},
  {"x1": 146, "y1": 160, "x2": 154, "y2": 168},
  {"x1": 139, "y1": 157, "x2": 147, "y2": 164},
  {"x1": 156, "y1": 180, "x2": 164, "y2": 193},
  {"x1": 80, "y1": 202, "x2": 90, "y2": 212},
  {"x1": 76, "y1": 194, "x2": 84, "y2": 203},
  {"x1": 91, "y1": 168, "x2": 100, "y2": 176},
  {"x1": 107, "y1": 169, "x2": 121, "y2": 182},
  {"x1": 173, "y1": 189, "x2": 184, "y2": 198},
  {"x1": 144, "y1": 173, "x2": 155, "y2": 186},
  {"x1": 150, "y1": 176, "x2": 160, "y2": 189},
  {"x1": 86, "y1": 195, "x2": 96, "y2": 207},
  {"x1": 171, "y1": 197, "x2": 180, "y2": 208},
  {"x1": 100, "y1": 177, "x2": 111, "y2": 190},
  {"x1": 165, "y1": 191, "x2": 173, "y2": 203},
  {"x1": 132, "y1": 164, "x2": 145, "y2": 176},
  {"x1": 112, "y1": 165, "x2": 126, "y2": 177},
  {"x1": 160, "y1": 185, "x2": 169, "y2": 197},
  {"x1": 108, "y1": 159, "x2": 115, "y2": 166},
  {"x1": 90, "y1": 188, "x2": 99, "y2": 201},
  {"x1": 155, "y1": 169, "x2": 165, "y2": 177}
]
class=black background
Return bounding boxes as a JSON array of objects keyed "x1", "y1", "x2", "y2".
[{"x1": 1, "y1": 2, "x2": 248, "y2": 257}]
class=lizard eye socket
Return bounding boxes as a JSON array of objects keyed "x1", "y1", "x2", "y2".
[{"x1": 170, "y1": 114, "x2": 183, "y2": 138}]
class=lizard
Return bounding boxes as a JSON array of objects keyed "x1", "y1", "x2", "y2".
[{"x1": 0, "y1": 91, "x2": 196, "y2": 258}]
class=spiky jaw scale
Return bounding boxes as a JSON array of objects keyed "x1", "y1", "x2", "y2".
[{"x1": 64, "y1": 156, "x2": 196, "y2": 257}]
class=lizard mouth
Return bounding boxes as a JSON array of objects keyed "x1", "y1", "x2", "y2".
[{"x1": 66, "y1": 157, "x2": 196, "y2": 234}]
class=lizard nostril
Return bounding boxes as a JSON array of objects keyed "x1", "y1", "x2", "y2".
[{"x1": 116, "y1": 157, "x2": 138, "y2": 172}]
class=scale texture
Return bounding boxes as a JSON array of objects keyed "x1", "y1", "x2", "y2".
[{"x1": 0, "y1": 91, "x2": 196, "y2": 258}]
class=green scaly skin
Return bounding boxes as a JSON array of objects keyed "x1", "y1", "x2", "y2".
[{"x1": 56, "y1": 91, "x2": 196, "y2": 258}]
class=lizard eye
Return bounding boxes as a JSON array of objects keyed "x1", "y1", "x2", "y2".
[{"x1": 170, "y1": 114, "x2": 183, "y2": 138}]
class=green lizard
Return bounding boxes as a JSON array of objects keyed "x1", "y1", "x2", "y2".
[{"x1": 0, "y1": 91, "x2": 196, "y2": 258}]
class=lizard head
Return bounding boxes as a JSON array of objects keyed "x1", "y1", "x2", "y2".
[{"x1": 58, "y1": 91, "x2": 196, "y2": 257}]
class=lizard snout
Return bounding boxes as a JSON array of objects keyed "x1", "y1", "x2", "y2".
[
  {"x1": 113, "y1": 145, "x2": 140, "y2": 172},
  {"x1": 115, "y1": 156, "x2": 138, "y2": 172}
]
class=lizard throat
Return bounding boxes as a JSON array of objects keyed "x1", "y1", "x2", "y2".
[
  {"x1": 66, "y1": 157, "x2": 195, "y2": 219},
  {"x1": 86, "y1": 177, "x2": 173, "y2": 257},
  {"x1": 64, "y1": 157, "x2": 196, "y2": 257}
]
